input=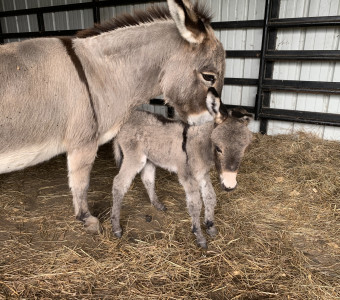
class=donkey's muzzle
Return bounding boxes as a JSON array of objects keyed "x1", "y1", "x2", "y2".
[
  {"x1": 221, "y1": 183, "x2": 237, "y2": 192},
  {"x1": 220, "y1": 171, "x2": 237, "y2": 192}
]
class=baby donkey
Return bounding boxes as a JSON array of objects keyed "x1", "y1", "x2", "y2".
[{"x1": 111, "y1": 89, "x2": 253, "y2": 248}]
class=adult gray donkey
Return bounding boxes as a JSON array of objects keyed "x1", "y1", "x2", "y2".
[{"x1": 0, "y1": 0, "x2": 226, "y2": 233}]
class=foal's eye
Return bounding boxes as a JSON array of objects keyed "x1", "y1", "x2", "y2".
[
  {"x1": 215, "y1": 146, "x2": 222, "y2": 153},
  {"x1": 202, "y1": 73, "x2": 216, "y2": 84}
]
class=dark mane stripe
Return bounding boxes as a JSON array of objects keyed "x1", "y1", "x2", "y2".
[{"x1": 76, "y1": 3, "x2": 212, "y2": 39}]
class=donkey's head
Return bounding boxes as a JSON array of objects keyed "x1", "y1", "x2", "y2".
[
  {"x1": 206, "y1": 89, "x2": 253, "y2": 192},
  {"x1": 161, "y1": 0, "x2": 226, "y2": 125}
]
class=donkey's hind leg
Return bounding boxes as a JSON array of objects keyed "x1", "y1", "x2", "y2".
[
  {"x1": 67, "y1": 143, "x2": 100, "y2": 233},
  {"x1": 141, "y1": 161, "x2": 167, "y2": 211},
  {"x1": 111, "y1": 155, "x2": 147, "y2": 238}
]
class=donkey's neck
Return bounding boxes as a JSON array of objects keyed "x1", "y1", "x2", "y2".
[
  {"x1": 74, "y1": 20, "x2": 181, "y2": 102},
  {"x1": 73, "y1": 20, "x2": 182, "y2": 136}
]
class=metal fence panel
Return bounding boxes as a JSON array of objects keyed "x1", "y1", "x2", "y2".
[{"x1": 267, "y1": 0, "x2": 340, "y2": 139}]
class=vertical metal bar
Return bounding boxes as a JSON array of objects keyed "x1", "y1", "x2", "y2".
[
  {"x1": 92, "y1": 0, "x2": 100, "y2": 24},
  {"x1": 260, "y1": 0, "x2": 280, "y2": 134},
  {"x1": 0, "y1": 19, "x2": 4, "y2": 44},
  {"x1": 255, "y1": 0, "x2": 271, "y2": 121},
  {"x1": 255, "y1": 0, "x2": 281, "y2": 134},
  {"x1": 37, "y1": 12, "x2": 45, "y2": 34}
]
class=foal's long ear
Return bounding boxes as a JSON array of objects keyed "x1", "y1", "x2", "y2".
[
  {"x1": 228, "y1": 108, "x2": 254, "y2": 125},
  {"x1": 206, "y1": 87, "x2": 225, "y2": 124},
  {"x1": 167, "y1": 0, "x2": 207, "y2": 44}
]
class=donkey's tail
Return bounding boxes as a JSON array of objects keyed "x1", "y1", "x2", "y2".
[{"x1": 113, "y1": 139, "x2": 123, "y2": 168}]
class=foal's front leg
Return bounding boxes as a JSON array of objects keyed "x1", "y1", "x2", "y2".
[
  {"x1": 111, "y1": 156, "x2": 147, "y2": 237},
  {"x1": 67, "y1": 143, "x2": 100, "y2": 233},
  {"x1": 179, "y1": 174, "x2": 207, "y2": 248},
  {"x1": 199, "y1": 174, "x2": 217, "y2": 237}
]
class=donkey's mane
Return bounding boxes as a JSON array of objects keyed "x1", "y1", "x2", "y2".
[{"x1": 76, "y1": 3, "x2": 212, "y2": 39}]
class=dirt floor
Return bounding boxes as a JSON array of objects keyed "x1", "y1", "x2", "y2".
[{"x1": 0, "y1": 133, "x2": 339, "y2": 299}]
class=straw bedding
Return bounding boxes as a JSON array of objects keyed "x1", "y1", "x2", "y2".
[{"x1": 0, "y1": 132, "x2": 339, "y2": 299}]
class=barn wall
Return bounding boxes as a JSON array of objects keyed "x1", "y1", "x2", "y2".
[
  {"x1": 209, "y1": 0, "x2": 265, "y2": 133},
  {"x1": 268, "y1": 0, "x2": 340, "y2": 140},
  {"x1": 1, "y1": 0, "x2": 339, "y2": 139}
]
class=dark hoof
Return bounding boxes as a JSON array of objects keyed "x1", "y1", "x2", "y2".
[
  {"x1": 207, "y1": 227, "x2": 217, "y2": 237},
  {"x1": 154, "y1": 202, "x2": 167, "y2": 211},
  {"x1": 113, "y1": 230, "x2": 122, "y2": 238},
  {"x1": 197, "y1": 240, "x2": 208, "y2": 249}
]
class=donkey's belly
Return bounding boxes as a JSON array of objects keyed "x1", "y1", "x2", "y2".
[{"x1": 0, "y1": 140, "x2": 65, "y2": 174}]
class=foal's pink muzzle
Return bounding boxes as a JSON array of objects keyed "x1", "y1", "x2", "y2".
[{"x1": 220, "y1": 171, "x2": 237, "y2": 192}]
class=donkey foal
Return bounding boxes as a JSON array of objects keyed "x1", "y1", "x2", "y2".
[{"x1": 111, "y1": 90, "x2": 253, "y2": 248}]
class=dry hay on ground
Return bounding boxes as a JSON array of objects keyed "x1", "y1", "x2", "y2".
[{"x1": 0, "y1": 132, "x2": 339, "y2": 299}]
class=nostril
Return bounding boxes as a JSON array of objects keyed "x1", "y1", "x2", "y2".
[{"x1": 221, "y1": 183, "x2": 236, "y2": 192}]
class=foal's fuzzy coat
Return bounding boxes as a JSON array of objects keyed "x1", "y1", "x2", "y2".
[{"x1": 112, "y1": 91, "x2": 253, "y2": 248}]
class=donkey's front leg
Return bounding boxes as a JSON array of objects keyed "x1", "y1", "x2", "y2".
[
  {"x1": 199, "y1": 174, "x2": 217, "y2": 237},
  {"x1": 141, "y1": 161, "x2": 166, "y2": 211},
  {"x1": 67, "y1": 143, "x2": 100, "y2": 233},
  {"x1": 179, "y1": 176, "x2": 207, "y2": 248}
]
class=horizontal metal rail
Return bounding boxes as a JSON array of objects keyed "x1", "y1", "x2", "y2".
[
  {"x1": 1, "y1": 30, "x2": 78, "y2": 39},
  {"x1": 211, "y1": 20, "x2": 264, "y2": 29},
  {"x1": 226, "y1": 50, "x2": 261, "y2": 58},
  {"x1": 224, "y1": 78, "x2": 259, "y2": 86},
  {"x1": 259, "y1": 108, "x2": 340, "y2": 127},
  {"x1": 266, "y1": 50, "x2": 340, "y2": 61},
  {"x1": 262, "y1": 79, "x2": 340, "y2": 94},
  {"x1": 268, "y1": 15, "x2": 340, "y2": 28}
]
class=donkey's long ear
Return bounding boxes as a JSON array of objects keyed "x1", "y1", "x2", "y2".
[
  {"x1": 167, "y1": 0, "x2": 206, "y2": 44},
  {"x1": 206, "y1": 87, "x2": 225, "y2": 124}
]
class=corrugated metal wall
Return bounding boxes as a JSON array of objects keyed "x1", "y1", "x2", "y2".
[
  {"x1": 209, "y1": 0, "x2": 265, "y2": 133},
  {"x1": 1, "y1": 0, "x2": 339, "y2": 140},
  {"x1": 269, "y1": 0, "x2": 340, "y2": 140}
]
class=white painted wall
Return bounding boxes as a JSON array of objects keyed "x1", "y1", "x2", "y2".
[{"x1": 1, "y1": 0, "x2": 339, "y2": 139}]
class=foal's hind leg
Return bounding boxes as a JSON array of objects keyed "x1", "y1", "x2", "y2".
[
  {"x1": 141, "y1": 161, "x2": 166, "y2": 211},
  {"x1": 67, "y1": 143, "x2": 100, "y2": 233},
  {"x1": 111, "y1": 155, "x2": 147, "y2": 238}
]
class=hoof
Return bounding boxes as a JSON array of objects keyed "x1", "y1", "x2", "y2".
[
  {"x1": 153, "y1": 202, "x2": 167, "y2": 211},
  {"x1": 207, "y1": 226, "x2": 217, "y2": 238},
  {"x1": 197, "y1": 240, "x2": 208, "y2": 249},
  {"x1": 113, "y1": 229, "x2": 122, "y2": 238},
  {"x1": 84, "y1": 216, "x2": 102, "y2": 234}
]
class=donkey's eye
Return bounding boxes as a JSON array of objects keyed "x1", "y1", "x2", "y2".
[
  {"x1": 215, "y1": 146, "x2": 222, "y2": 153},
  {"x1": 202, "y1": 73, "x2": 216, "y2": 84}
]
